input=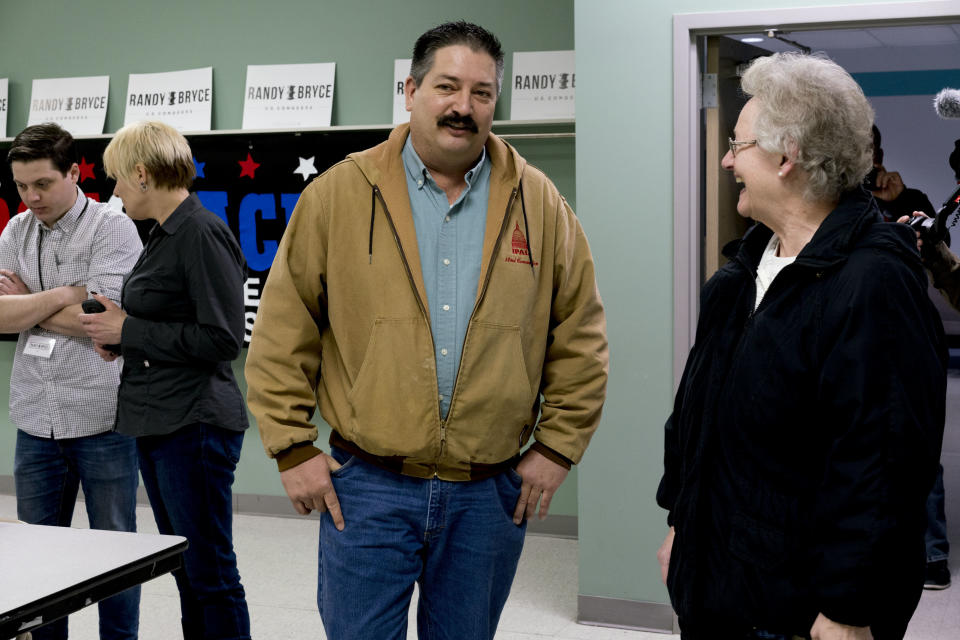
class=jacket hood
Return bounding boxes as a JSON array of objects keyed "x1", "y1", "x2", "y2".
[{"x1": 729, "y1": 187, "x2": 922, "y2": 272}]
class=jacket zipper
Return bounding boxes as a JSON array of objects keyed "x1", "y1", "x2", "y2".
[
  {"x1": 372, "y1": 186, "x2": 444, "y2": 465},
  {"x1": 441, "y1": 186, "x2": 520, "y2": 441}
]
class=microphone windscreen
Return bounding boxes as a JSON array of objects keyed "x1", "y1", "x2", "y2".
[{"x1": 935, "y1": 88, "x2": 960, "y2": 119}]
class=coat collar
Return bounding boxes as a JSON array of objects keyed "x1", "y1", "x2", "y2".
[
  {"x1": 348, "y1": 124, "x2": 527, "y2": 310},
  {"x1": 731, "y1": 188, "x2": 896, "y2": 272}
]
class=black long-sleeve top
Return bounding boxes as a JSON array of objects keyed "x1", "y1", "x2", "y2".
[{"x1": 115, "y1": 193, "x2": 249, "y2": 437}]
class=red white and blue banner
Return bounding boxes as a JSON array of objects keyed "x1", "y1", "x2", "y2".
[
  {"x1": 0, "y1": 128, "x2": 390, "y2": 343},
  {"x1": 27, "y1": 75, "x2": 110, "y2": 135},
  {"x1": 510, "y1": 50, "x2": 576, "y2": 120},
  {"x1": 242, "y1": 63, "x2": 336, "y2": 130},
  {"x1": 125, "y1": 67, "x2": 213, "y2": 132}
]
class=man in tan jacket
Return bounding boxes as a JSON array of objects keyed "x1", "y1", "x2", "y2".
[{"x1": 246, "y1": 21, "x2": 607, "y2": 639}]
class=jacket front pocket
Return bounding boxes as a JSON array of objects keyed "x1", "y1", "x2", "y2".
[
  {"x1": 448, "y1": 321, "x2": 535, "y2": 463},
  {"x1": 344, "y1": 317, "x2": 439, "y2": 458}
]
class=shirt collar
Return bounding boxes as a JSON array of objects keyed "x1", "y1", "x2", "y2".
[
  {"x1": 36, "y1": 186, "x2": 86, "y2": 233},
  {"x1": 155, "y1": 193, "x2": 199, "y2": 235},
  {"x1": 401, "y1": 135, "x2": 487, "y2": 192}
]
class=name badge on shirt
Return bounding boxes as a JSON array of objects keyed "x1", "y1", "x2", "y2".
[{"x1": 24, "y1": 335, "x2": 56, "y2": 359}]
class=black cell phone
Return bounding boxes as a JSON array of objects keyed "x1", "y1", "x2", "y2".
[
  {"x1": 81, "y1": 299, "x2": 106, "y2": 314},
  {"x1": 80, "y1": 298, "x2": 121, "y2": 353}
]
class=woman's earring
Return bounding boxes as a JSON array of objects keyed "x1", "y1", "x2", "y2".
[
  {"x1": 139, "y1": 182, "x2": 147, "y2": 192},
  {"x1": 777, "y1": 171, "x2": 783, "y2": 178}
]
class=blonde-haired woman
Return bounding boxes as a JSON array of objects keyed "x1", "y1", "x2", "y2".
[{"x1": 80, "y1": 120, "x2": 251, "y2": 640}]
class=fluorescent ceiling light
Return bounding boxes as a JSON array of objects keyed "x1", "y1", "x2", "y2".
[{"x1": 741, "y1": 37, "x2": 764, "y2": 43}]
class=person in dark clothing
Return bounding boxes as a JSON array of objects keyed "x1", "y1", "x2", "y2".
[
  {"x1": 869, "y1": 125, "x2": 936, "y2": 222},
  {"x1": 657, "y1": 52, "x2": 946, "y2": 640},
  {"x1": 895, "y1": 136, "x2": 960, "y2": 590},
  {"x1": 79, "y1": 120, "x2": 251, "y2": 640},
  {"x1": 871, "y1": 125, "x2": 951, "y2": 590}
]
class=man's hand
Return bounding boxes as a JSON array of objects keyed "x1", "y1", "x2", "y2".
[
  {"x1": 810, "y1": 613, "x2": 873, "y2": 640},
  {"x1": 512, "y1": 448, "x2": 569, "y2": 524},
  {"x1": 896, "y1": 211, "x2": 929, "y2": 251},
  {"x1": 657, "y1": 526, "x2": 675, "y2": 584},
  {"x1": 0, "y1": 270, "x2": 30, "y2": 296},
  {"x1": 872, "y1": 167, "x2": 905, "y2": 202},
  {"x1": 78, "y1": 293, "x2": 127, "y2": 345},
  {"x1": 280, "y1": 453, "x2": 345, "y2": 531}
]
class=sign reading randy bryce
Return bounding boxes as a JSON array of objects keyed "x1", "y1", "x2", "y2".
[
  {"x1": 393, "y1": 59, "x2": 412, "y2": 125},
  {"x1": 125, "y1": 67, "x2": 212, "y2": 131},
  {"x1": 510, "y1": 50, "x2": 575, "y2": 120},
  {"x1": 27, "y1": 75, "x2": 109, "y2": 135},
  {"x1": 242, "y1": 63, "x2": 336, "y2": 129},
  {"x1": 0, "y1": 79, "x2": 7, "y2": 138}
]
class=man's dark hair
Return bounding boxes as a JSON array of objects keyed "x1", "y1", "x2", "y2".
[
  {"x1": 410, "y1": 21, "x2": 504, "y2": 95},
  {"x1": 7, "y1": 123, "x2": 78, "y2": 174}
]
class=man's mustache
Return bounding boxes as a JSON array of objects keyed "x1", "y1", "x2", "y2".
[{"x1": 437, "y1": 114, "x2": 479, "y2": 133}]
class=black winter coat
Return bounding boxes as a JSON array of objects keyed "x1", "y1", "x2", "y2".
[{"x1": 657, "y1": 189, "x2": 946, "y2": 639}]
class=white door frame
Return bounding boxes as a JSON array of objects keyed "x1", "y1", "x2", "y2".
[{"x1": 672, "y1": 1, "x2": 960, "y2": 387}]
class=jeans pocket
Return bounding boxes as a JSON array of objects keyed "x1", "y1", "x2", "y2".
[
  {"x1": 508, "y1": 467, "x2": 524, "y2": 486},
  {"x1": 329, "y1": 455, "x2": 359, "y2": 478}
]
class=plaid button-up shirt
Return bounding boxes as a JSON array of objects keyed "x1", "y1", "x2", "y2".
[{"x1": 0, "y1": 188, "x2": 142, "y2": 439}]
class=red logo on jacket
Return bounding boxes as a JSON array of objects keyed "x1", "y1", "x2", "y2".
[{"x1": 505, "y1": 222, "x2": 538, "y2": 266}]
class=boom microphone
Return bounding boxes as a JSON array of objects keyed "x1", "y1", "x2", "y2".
[{"x1": 935, "y1": 88, "x2": 960, "y2": 119}]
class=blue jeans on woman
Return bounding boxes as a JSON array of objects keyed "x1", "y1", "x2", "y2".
[
  {"x1": 318, "y1": 446, "x2": 527, "y2": 640},
  {"x1": 14, "y1": 429, "x2": 140, "y2": 640},
  {"x1": 137, "y1": 423, "x2": 250, "y2": 640}
]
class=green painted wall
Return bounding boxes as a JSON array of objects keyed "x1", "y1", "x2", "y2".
[
  {"x1": 0, "y1": 0, "x2": 579, "y2": 518},
  {"x1": 574, "y1": 0, "x2": 913, "y2": 609}
]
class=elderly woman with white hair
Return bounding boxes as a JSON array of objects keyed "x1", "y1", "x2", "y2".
[
  {"x1": 656, "y1": 53, "x2": 946, "y2": 640},
  {"x1": 79, "y1": 121, "x2": 251, "y2": 640}
]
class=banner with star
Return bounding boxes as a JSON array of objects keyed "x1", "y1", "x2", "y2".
[
  {"x1": 510, "y1": 50, "x2": 576, "y2": 120},
  {"x1": 27, "y1": 75, "x2": 110, "y2": 135},
  {"x1": 242, "y1": 63, "x2": 336, "y2": 129},
  {"x1": 0, "y1": 127, "x2": 390, "y2": 343},
  {"x1": 125, "y1": 67, "x2": 213, "y2": 131},
  {"x1": 0, "y1": 79, "x2": 8, "y2": 138}
]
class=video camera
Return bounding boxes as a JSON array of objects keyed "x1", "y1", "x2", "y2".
[{"x1": 908, "y1": 183, "x2": 960, "y2": 247}]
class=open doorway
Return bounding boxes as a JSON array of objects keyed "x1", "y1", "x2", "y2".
[{"x1": 673, "y1": 2, "x2": 960, "y2": 382}]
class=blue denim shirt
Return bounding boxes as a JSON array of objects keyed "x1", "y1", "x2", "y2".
[{"x1": 401, "y1": 136, "x2": 490, "y2": 419}]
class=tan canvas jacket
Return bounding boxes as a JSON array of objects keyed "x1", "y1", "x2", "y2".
[{"x1": 245, "y1": 124, "x2": 608, "y2": 480}]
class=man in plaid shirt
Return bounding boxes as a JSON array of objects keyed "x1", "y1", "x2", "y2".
[{"x1": 1, "y1": 123, "x2": 142, "y2": 640}]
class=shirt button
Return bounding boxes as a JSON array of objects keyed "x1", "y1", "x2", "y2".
[
  {"x1": 439, "y1": 394, "x2": 444, "y2": 402},
  {"x1": 440, "y1": 348, "x2": 448, "y2": 356},
  {"x1": 443, "y1": 258, "x2": 451, "y2": 266},
  {"x1": 144, "y1": 360, "x2": 150, "y2": 368},
  {"x1": 442, "y1": 304, "x2": 450, "y2": 311},
  {"x1": 417, "y1": 180, "x2": 423, "y2": 187},
  {"x1": 444, "y1": 215, "x2": 451, "y2": 222}
]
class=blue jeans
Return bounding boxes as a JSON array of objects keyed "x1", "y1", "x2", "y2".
[
  {"x1": 318, "y1": 447, "x2": 527, "y2": 640},
  {"x1": 14, "y1": 429, "x2": 140, "y2": 640},
  {"x1": 137, "y1": 423, "x2": 250, "y2": 640},
  {"x1": 925, "y1": 463, "x2": 950, "y2": 563}
]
